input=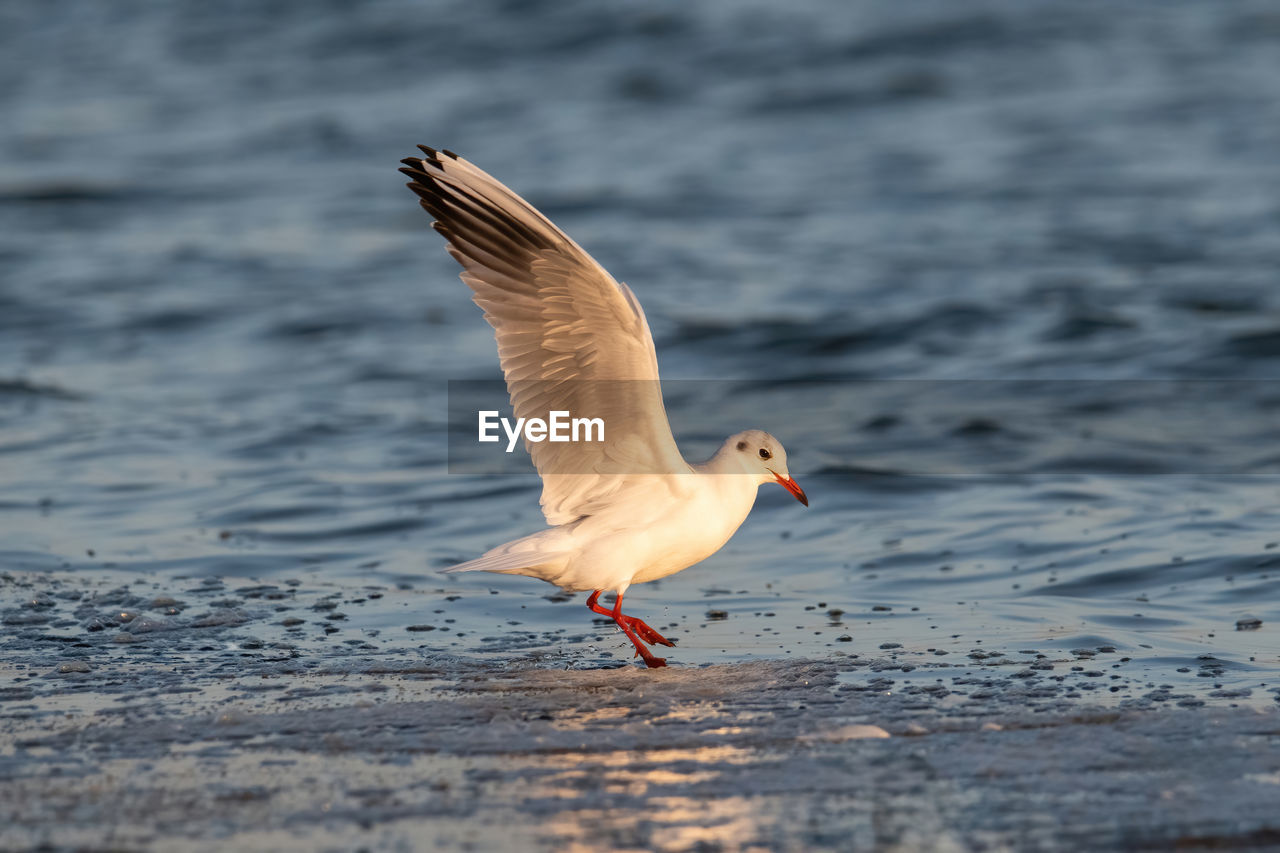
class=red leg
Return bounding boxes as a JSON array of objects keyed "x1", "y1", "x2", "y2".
[
  {"x1": 585, "y1": 589, "x2": 610, "y2": 616},
  {"x1": 585, "y1": 590, "x2": 675, "y2": 647},
  {"x1": 585, "y1": 590, "x2": 669, "y2": 668},
  {"x1": 622, "y1": 615, "x2": 675, "y2": 648},
  {"x1": 612, "y1": 593, "x2": 668, "y2": 668}
]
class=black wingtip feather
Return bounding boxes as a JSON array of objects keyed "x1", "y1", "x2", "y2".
[
  {"x1": 399, "y1": 167, "x2": 436, "y2": 187},
  {"x1": 406, "y1": 183, "x2": 441, "y2": 204},
  {"x1": 403, "y1": 145, "x2": 554, "y2": 259},
  {"x1": 441, "y1": 149, "x2": 459, "y2": 159},
  {"x1": 419, "y1": 200, "x2": 452, "y2": 221},
  {"x1": 416, "y1": 145, "x2": 443, "y2": 168}
]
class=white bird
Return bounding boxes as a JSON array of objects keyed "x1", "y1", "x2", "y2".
[{"x1": 401, "y1": 146, "x2": 808, "y2": 667}]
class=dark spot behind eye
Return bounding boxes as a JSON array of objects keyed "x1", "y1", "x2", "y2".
[
  {"x1": 759, "y1": 448, "x2": 772, "y2": 460},
  {"x1": 737, "y1": 441, "x2": 747, "y2": 451}
]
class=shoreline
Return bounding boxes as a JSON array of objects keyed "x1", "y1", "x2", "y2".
[{"x1": 3, "y1": 569, "x2": 1279, "y2": 851}]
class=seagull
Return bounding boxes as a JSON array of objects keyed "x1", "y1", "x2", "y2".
[{"x1": 400, "y1": 146, "x2": 808, "y2": 667}]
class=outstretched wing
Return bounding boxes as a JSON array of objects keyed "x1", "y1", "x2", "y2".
[{"x1": 401, "y1": 147, "x2": 688, "y2": 524}]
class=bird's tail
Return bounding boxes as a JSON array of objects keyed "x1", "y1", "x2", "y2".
[
  {"x1": 443, "y1": 551, "x2": 551, "y2": 575},
  {"x1": 442, "y1": 530, "x2": 569, "y2": 580}
]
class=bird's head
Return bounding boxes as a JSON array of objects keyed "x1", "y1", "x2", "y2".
[{"x1": 725, "y1": 430, "x2": 808, "y2": 506}]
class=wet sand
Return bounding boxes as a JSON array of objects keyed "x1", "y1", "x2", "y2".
[{"x1": 4, "y1": 570, "x2": 1279, "y2": 852}]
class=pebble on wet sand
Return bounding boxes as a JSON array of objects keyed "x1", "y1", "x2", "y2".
[{"x1": 802, "y1": 724, "x2": 891, "y2": 742}]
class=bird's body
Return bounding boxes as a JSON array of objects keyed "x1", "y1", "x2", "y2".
[
  {"x1": 401, "y1": 147, "x2": 807, "y2": 667},
  {"x1": 458, "y1": 457, "x2": 761, "y2": 594}
]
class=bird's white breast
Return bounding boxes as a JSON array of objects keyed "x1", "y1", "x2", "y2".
[{"x1": 566, "y1": 472, "x2": 760, "y2": 590}]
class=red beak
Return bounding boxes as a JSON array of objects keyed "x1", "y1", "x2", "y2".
[{"x1": 773, "y1": 472, "x2": 809, "y2": 507}]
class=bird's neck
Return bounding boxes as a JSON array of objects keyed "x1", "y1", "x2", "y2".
[
  {"x1": 694, "y1": 443, "x2": 768, "y2": 485},
  {"x1": 694, "y1": 443, "x2": 740, "y2": 475}
]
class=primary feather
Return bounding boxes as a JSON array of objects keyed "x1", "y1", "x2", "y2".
[{"x1": 399, "y1": 147, "x2": 688, "y2": 527}]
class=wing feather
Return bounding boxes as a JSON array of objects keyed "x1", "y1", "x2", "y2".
[{"x1": 402, "y1": 147, "x2": 689, "y2": 524}]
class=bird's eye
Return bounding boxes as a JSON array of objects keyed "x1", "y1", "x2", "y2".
[{"x1": 759, "y1": 448, "x2": 771, "y2": 460}]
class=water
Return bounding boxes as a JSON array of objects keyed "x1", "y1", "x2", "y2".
[{"x1": 4, "y1": 0, "x2": 1280, "y2": 694}]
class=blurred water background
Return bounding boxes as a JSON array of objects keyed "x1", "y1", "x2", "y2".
[{"x1": 3, "y1": 0, "x2": 1280, "y2": 683}]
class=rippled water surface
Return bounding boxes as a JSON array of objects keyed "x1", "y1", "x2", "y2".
[{"x1": 3, "y1": 0, "x2": 1280, "y2": 690}]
